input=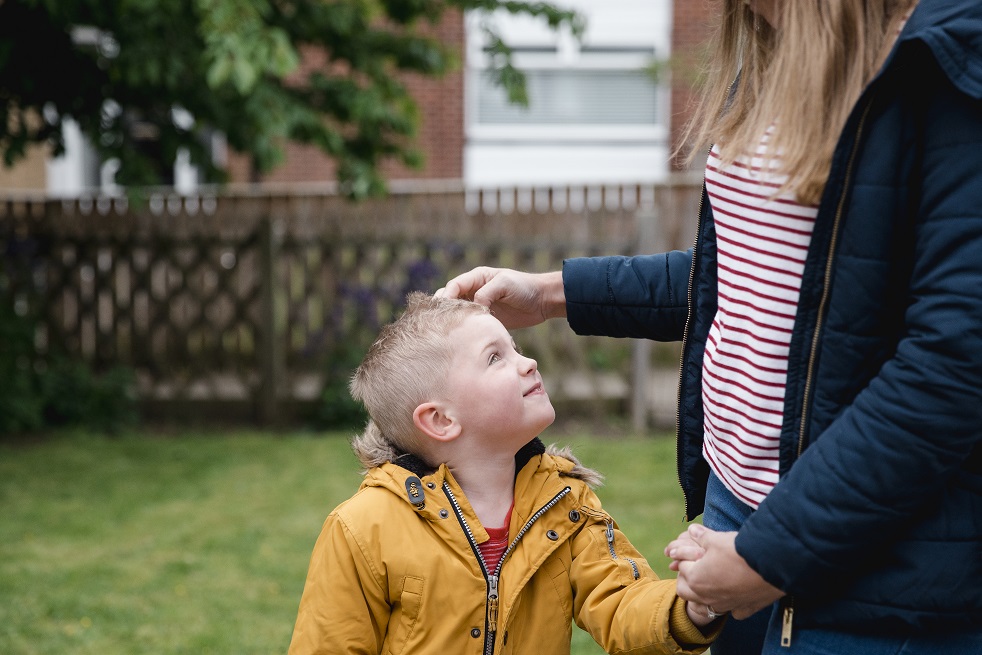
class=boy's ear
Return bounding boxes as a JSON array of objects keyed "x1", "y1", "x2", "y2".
[{"x1": 413, "y1": 402, "x2": 461, "y2": 443}]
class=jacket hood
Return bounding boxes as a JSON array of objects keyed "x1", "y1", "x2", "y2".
[{"x1": 900, "y1": 0, "x2": 982, "y2": 99}]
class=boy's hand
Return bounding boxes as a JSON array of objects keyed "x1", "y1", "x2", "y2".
[
  {"x1": 665, "y1": 529, "x2": 706, "y2": 572},
  {"x1": 669, "y1": 531, "x2": 720, "y2": 628},
  {"x1": 435, "y1": 268, "x2": 566, "y2": 329},
  {"x1": 684, "y1": 600, "x2": 720, "y2": 628}
]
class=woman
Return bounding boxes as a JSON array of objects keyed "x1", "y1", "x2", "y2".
[{"x1": 437, "y1": 1, "x2": 982, "y2": 653}]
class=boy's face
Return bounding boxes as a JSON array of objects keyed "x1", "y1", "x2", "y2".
[{"x1": 443, "y1": 313, "x2": 555, "y2": 448}]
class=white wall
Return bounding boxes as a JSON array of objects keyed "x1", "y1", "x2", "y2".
[{"x1": 46, "y1": 120, "x2": 96, "y2": 197}]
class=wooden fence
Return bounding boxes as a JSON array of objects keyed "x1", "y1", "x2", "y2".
[{"x1": 0, "y1": 178, "x2": 702, "y2": 428}]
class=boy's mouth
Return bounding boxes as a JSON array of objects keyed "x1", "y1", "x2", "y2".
[{"x1": 523, "y1": 383, "x2": 544, "y2": 397}]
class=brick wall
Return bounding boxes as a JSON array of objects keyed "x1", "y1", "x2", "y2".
[
  {"x1": 670, "y1": 0, "x2": 715, "y2": 170},
  {"x1": 0, "y1": 143, "x2": 47, "y2": 190},
  {"x1": 228, "y1": 11, "x2": 465, "y2": 185}
]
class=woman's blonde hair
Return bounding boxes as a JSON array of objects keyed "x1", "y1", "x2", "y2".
[
  {"x1": 349, "y1": 292, "x2": 489, "y2": 469},
  {"x1": 680, "y1": 0, "x2": 915, "y2": 204}
]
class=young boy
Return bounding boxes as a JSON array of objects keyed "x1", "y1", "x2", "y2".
[{"x1": 288, "y1": 293, "x2": 722, "y2": 655}]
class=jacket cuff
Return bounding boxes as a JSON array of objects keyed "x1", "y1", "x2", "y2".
[
  {"x1": 562, "y1": 252, "x2": 691, "y2": 341},
  {"x1": 668, "y1": 596, "x2": 724, "y2": 651},
  {"x1": 562, "y1": 256, "x2": 613, "y2": 335},
  {"x1": 734, "y1": 479, "x2": 816, "y2": 593}
]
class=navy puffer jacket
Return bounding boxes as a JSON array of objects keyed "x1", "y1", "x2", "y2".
[{"x1": 563, "y1": 0, "x2": 982, "y2": 633}]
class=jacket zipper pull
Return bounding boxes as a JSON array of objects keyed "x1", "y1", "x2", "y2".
[
  {"x1": 605, "y1": 519, "x2": 615, "y2": 547},
  {"x1": 781, "y1": 602, "x2": 794, "y2": 648},
  {"x1": 487, "y1": 574, "x2": 499, "y2": 635}
]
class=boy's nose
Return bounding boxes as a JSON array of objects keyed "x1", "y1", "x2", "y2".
[{"x1": 520, "y1": 354, "x2": 537, "y2": 374}]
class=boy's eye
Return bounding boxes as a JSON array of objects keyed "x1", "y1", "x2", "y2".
[{"x1": 488, "y1": 353, "x2": 501, "y2": 365}]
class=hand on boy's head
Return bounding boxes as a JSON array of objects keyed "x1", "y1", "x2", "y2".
[
  {"x1": 437, "y1": 267, "x2": 560, "y2": 330},
  {"x1": 436, "y1": 266, "x2": 501, "y2": 302}
]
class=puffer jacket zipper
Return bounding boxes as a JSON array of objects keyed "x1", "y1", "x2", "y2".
[
  {"x1": 677, "y1": 181, "x2": 707, "y2": 522},
  {"x1": 443, "y1": 483, "x2": 572, "y2": 655},
  {"x1": 677, "y1": 76, "x2": 737, "y2": 521},
  {"x1": 796, "y1": 96, "x2": 877, "y2": 458},
  {"x1": 781, "y1": 95, "x2": 876, "y2": 649}
]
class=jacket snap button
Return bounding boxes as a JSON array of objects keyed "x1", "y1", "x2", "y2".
[
  {"x1": 546, "y1": 530, "x2": 559, "y2": 541},
  {"x1": 426, "y1": 482, "x2": 436, "y2": 489},
  {"x1": 568, "y1": 510, "x2": 580, "y2": 522},
  {"x1": 439, "y1": 509, "x2": 449, "y2": 518},
  {"x1": 470, "y1": 628, "x2": 481, "y2": 638}
]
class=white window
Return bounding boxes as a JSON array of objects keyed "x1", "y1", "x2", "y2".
[
  {"x1": 474, "y1": 52, "x2": 659, "y2": 125},
  {"x1": 465, "y1": 1, "x2": 672, "y2": 188}
]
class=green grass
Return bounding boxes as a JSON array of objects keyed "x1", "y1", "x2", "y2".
[{"x1": 0, "y1": 428, "x2": 692, "y2": 655}]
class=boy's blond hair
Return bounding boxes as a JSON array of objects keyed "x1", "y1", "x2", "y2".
[
  {"x1": 679, "y1": 0, "x2": 916, "y2": 204},
  {"x1": 349, "y1": 292, "x2": 490, "y2": 469}
]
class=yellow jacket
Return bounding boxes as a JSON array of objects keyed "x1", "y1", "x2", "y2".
[{"x1": 288, "y1": 439, "x2": 719, "y2": 655}]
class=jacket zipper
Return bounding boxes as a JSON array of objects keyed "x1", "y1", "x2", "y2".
[
  {"x1": 443, "y1": 482, "x2": 572, "y2": 655},
  {"x1": 781, "y1": 598, "x2": 795, "y2": 647},
  {"x1": 676, "y1": 180, "x2": 708, "y2": 522},
  {"x1": 782, "y1": 97, "x2": 876, "y2": 649},
  {"x1": 795, "y1": 96, "x2": 876, "y2": 458},
  {"x1": 603, "y1": 517, "x2": 640, "y2": 579},
  {"x1": 677, "y1": 76, "x2": 736, "y2": 521}
]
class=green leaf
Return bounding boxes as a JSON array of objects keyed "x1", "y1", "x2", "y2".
[{"x1": 0, "y1": 0, "x2": 583, "y2": 197}]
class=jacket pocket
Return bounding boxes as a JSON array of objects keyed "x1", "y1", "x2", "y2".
[
  {"x1": 543, "y1": 555, "x2": 573, "y2": 624},
  {"x1": 382, "y1": 576, "x2": 424, "y2": 655}
]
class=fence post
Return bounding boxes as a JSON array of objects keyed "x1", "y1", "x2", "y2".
[
  {"x1": 258, "y1": 216, "x2": 283, "y2": 425},
  {"x1": 630, "y1": 199, "x2": 662, "y2": 433}
]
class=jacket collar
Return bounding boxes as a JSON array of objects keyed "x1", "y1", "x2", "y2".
[
  {"x1": 391, "y1": 437, "x2": 547, "y2": 478},
  {"x1": 896, "y1": 0, "x2": 982, "y2": 99}
]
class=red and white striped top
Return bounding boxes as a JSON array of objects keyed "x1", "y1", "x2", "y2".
[
  {"x1": 701, "y1": 132, "x2": 818, "y2": 508},
  {"x1": 700, "y1": 10, "x2": 912, "y2": 508}
]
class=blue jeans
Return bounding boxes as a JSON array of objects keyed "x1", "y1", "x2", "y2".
[
  {"x1": 701, "y1": 471, "x2": 982, "y2": 655},
  {"x1": 701, "y1": 470, "x2": 770, "y2": 655},
  {"x1": 758, "y1": 619, "x2": 982, "y2": 655}
]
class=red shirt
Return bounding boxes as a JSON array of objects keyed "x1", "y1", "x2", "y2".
[{"x1": 478, "y1": 503, "x2": 513, "y2": 573}]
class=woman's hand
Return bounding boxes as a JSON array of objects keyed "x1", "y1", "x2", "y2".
[
  {"x1": 671, "y1": 524, "x2": 785, "y2": 619},
  {"x1": 435, "y1": 267, "x2": 566, "y2": 329}
]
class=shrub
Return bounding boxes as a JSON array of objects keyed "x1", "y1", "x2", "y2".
[
  {"x1": 0, "y1": 291, "x2": 44, "y2": 433},
  {"x1": 0, "y1": 291, "x2": 138, "y2": 436},
  {"x1": 39, "y1": 360, "x2": 138, "y2": 433},
  {"x1": 312, "y1": 341, "x2": 368, "y2": 430}
]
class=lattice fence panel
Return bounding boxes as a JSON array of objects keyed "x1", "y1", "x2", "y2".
[{"x1": 1, "y1": 181, "x2": 700, "y2": 423}]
